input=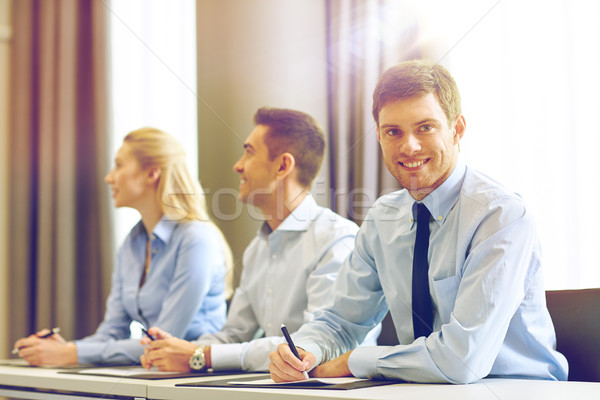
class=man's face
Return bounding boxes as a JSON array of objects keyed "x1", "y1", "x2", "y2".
[
  {"x1": 233, "y1": 124, "x2": 280, "y2": 207},
  {"x1": 377, "y1": 93, "x2": 465, "y2": 200}
]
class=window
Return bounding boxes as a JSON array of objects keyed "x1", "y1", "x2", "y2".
[
  {"x1": 109, "y1": 0, "x2": 198, "y2": 247},
  {"x1": 405, "y1": 0, "x2": 600, "y2": 289}
]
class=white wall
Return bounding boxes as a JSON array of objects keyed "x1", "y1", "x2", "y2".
[
  {"x1": 411, "y1": 0, "x2": 600, "y2": 289},
  {"x1": 196, "y1": 0, "x2": 329, "y2": 284}
]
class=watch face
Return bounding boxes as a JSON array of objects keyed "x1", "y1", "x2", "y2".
[
  {"x1": 190, "y1": 356, "x2": 204, "y2": 369},
  {"x1": 189, "y1": 347, "x2": 206, "y2": 371}
]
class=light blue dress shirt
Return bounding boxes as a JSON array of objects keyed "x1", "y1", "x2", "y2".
[
  {"x1": 76, "y1": 218, "x2": 227, "y2": 364},
  {"x1": 295, "y1": 161, "x2": 568, "y2": 383},
  {"x1": 194, "y1": 195, "x2": 378, "y2": 371}
]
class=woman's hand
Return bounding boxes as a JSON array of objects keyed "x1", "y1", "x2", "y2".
[{"x1": 14, "y1": 331, "x2": 77, "y2": 366}]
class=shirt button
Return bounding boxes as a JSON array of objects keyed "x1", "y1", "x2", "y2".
[
  {"x1": 438, "y1": 215, "x2": 443, "y2": 221},
  {"x1": 151, "y1": 234, "x2": 156, "y2": 240},
  {"x1": 267, "y1": 288, "x2": 272, "y2": 294},
  {"x1": 152, "y1": 249, "x2": 158, "y2": 254},
  {"x1": 267, "y1": 323, "x2": 272, "y2": 328},
  {"x1": 271, "y1": 254, "x2": 277, "y2": 259},
  {"x1": 409, "y1": 218, "x2": 413, "y2": 223}
]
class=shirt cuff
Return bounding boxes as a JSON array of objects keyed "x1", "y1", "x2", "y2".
[
  {"x1": 75, "y1": 341, "x2": 102, "y2": 364},
  {"x1": 210, "y1": 343, "x2": 244, "y2": 371},
  {"x1": 295, "y1": 342, "x2": 323, "y2": 370},
  {"x1": 348, "y1": 346, "x2": 389, "y2": 378}
]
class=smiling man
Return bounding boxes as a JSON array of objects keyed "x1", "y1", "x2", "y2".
[
  {"x1": 140, "y1": 107, "x2": 378, "y2": 373},
  {"x1": 269, "y1": 60, "x2": 568, "y2": 383}
]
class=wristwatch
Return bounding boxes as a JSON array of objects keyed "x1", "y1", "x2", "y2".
[{"x1": 189, "y1": 345, "x2": 207, "y2": 371}]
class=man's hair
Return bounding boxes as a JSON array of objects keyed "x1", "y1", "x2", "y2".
[
  {"x1": 254, "y1": 107, "x2": 325, "y2": 187},
  {"x1": 372, "y1": 59, "x2": 462, "y2": 126}
]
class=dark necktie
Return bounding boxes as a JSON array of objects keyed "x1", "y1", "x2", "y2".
[{"x1": 412, "y1": 203, "x2": 433, "y2": 339}]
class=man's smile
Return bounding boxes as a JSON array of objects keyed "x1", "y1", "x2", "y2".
[{"x1": 399, "y1": 159, "x2": 429, "y2": 169}]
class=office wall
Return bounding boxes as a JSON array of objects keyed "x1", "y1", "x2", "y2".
[
  {"x1": 0, "y1": 0, "x2": 11, "y2": 358},
  {"x1": 196, "y1": 0, "x2": 329, "y2": 285}
]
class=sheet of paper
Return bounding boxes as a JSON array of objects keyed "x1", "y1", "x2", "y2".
[
  {"x1": 0, "y1": 359, "x2": 98, "y2": 369},
  {"x1": 229, "y1": 377, "x2": 367, "y2": 385},
  {"x1": 80, "y1": 367, "x2": 181, "y2": 376}
]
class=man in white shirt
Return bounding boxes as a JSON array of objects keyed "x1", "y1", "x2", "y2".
[
  {"x1": 140, "y1": 107, "x2": 378, "y2": 372},
  {"x1": 268, "y1": 60, "x2": 567, "y2": 383}
]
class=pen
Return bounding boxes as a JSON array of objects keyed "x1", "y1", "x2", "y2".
[
  {"x1": 281, "y1": 324, "x2": 309, "y2": 380},
  {"x1": 141, "y1": 327, "x2": 156, "y2": 341},
  {"x1": 12, "y1": 327, "x2": 60, "y2": 354},
  {"x1": 38, "y1": 327, "x2": 60, "y2": 339}
]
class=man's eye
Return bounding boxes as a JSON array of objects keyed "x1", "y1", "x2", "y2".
[
  {"x1": 419, "y1": 125, "x2": 433, "y2": 133},
  {"x1": 386, "y1": 128, "x2": 400, "y2": 136}
]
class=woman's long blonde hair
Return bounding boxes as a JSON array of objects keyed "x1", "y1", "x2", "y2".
[{"x1": 124, "y1": 127, "x2": 234, "y2": 298}]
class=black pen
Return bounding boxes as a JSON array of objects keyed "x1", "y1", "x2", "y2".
[
  {"x1": 281, "y1": 324, "x2": 309, "y2": 380},
  {"x1": 12, "y1": 327, "x2": 60, "y2": 354},
  {"x1": 141, "y1": 327, "x2": 156, "y2": 341},
  {"x1": 38, "y1": 327, "x2": 60, "y2": 339}
]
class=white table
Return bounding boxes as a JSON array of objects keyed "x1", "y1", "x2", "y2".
[
  {"x1": 0, "y1": 361, "x2": 598, "y2": 400},
  {"x1": 0, "y1": 362, "x2": 148, "y2": 399},
  {"x1": 147, "y1": 376, "x2": 600, "y2": 400}
]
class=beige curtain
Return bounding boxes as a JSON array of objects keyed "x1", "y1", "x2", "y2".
[
  {"x1": 9, "y1": 0, "x2": 113, "y2": 346},
  {"x1": 326, "y1": 0, "x2": 422, "y2": 222}
]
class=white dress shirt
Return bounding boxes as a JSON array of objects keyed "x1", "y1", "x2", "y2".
[
  {"x1": 195, "y1": 195, "x2": 378, "y2": 371},
  {"x1": 295, "y1": 161, "x2": 568, "y2": 383}
]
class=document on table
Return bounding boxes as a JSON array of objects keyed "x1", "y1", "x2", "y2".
[
  {"x1": 77, "y1": 367, "x2": 181, "y2": 377},
  {"x1": 0, "y1": 359, "x2": 106, "y2": 369},
  {"x1": 61, "y1": 366, "x2": 249, "y2": 380},
  {"x1": 229, "y1": 377, "x2": 367, "y2": 385},
  {"x1": 175, "y1": 375, "x2": 401, "y2": 390}
]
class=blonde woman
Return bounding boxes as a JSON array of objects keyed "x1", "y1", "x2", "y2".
[{"x1": 14, "y1": 128, "x2": 233, "y2": 366}]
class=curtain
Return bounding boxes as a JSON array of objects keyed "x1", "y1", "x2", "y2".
[
  {"x1": 9, "y1": 0, "x2": 113, "y2": 346},
  {"x1": 325, "y1": 0, "x2": 431, "y2": 346},
  {"x1": 326, "y1": 0, "x2": 437, "y2": 222}
]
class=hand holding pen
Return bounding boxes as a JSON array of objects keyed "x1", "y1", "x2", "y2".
[
  {"x1": 280, "y1": 324, "x2": 310, "y2": 380},
  {"x1": 12, "y1": 327, "x2": 61, "y2": 354},
  {"x1": 141, "y1": 327, "x2": 156, "y2": 341},
  {"x1": 12, "y1": 327, "x2": 78, "y2": 366},
  {"x1": 139, "y1": 326, "x2": 172, "y2": 346}
]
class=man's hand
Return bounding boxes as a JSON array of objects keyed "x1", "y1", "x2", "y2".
[
  {"x1": 310, "y1": 351, "x2": 353, "y2": 378},
  {"x1": 141, "y1": 334, "x2": 198, "y2": 372},
  {"x1": 140, "y1": 326, "x2": 171, "y2": 346},
  {"x1": 14, "y1": 332, "x2": 77, "y2": 366},
  {"x1": 269, "y1": 343, "x2": 316, "y2": 382}
]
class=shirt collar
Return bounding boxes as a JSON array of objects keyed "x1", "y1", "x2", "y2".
[
  {"x1": 258, "y1": 194, "x2": 317, "y2": 237},
  {"x1": 132, "y1": 217, "x2": 177, "y2": 243},
  {"x1": 152, "y1": 218, "x2": 177, "y2": 243},
  {"x1": 413, "y1": 158, "x2": 466, "y2": 227}
]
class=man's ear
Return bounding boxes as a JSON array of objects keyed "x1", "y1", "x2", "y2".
[
  {"x1": 376, "y1": 125, "x2": 382, "y2": 143},
  {"x1": 147, "y1": 167, "x2": 161, "y2": 184},
  {"x1": 277, "y1": 152, "x2": 296, "y2": 179},
  {"x1": 452, "y1": 114, "x2": 466, "y2": 144}
]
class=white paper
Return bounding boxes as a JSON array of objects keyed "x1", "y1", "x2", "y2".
[
  {"x1": 229, "y1": 377, "x2": 367, "y2": 385},
  {"x1": 80, "y1": 367, "x2": 181, "y2": 376}
]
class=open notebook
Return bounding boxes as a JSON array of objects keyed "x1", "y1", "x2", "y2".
[{"x1": 177, "y1": 375, "x2": 403, "y2": 390}]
